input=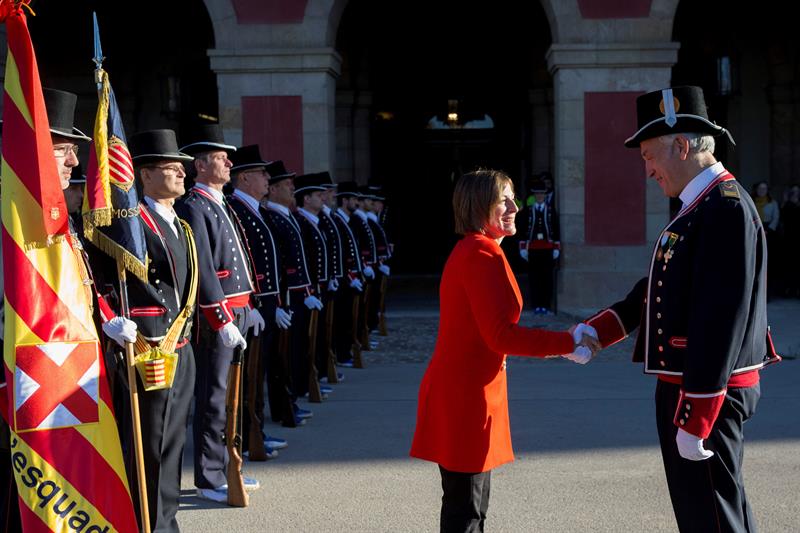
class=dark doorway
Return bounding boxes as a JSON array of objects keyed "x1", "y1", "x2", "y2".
[
  {"x1": 27, "y1": 0, "x2": 217, "y2": 152},
  {"x1": 336, "y1": 1, "x2": 553, "y2": 273}
]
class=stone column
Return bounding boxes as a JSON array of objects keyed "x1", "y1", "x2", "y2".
[
  {"x1": 335, "y1": 89, "x2": 372, "y2": 183},
  {"x1": 208, "y1": 47, "x2": 341, "y2": 174},
  {"x1": 546, "y1": 42, "x2": 679, "y2": 314}
]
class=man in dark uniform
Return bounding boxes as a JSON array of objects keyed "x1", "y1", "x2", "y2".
[
  {"x1": 362, "y1": 185, "x2": 391, "y2": 335},
  {"x1": 101, "y1": 129, "x2": 197, "y2": 531},
  {"x1": 330, "y1": 182, "x2": 365, "y2": 367},
  {"x1": 519, "y1": 179, "x2": 560, "y2": 314},
  {"x1": 338, "y1": 183, "x2": 376, "y2": 352},
  {"x1": 585, "y1": 86, "x2": 780, "y2": 533},
  {"x1": 316, "y1": 173, "x2": 347, "y2": 382},
  {"x1": 175, "y1": 124, "x2": 263, "y2": 502},
  {"x1": 262, "y1": 160, "x2": 318, "y2": 421},
  {"x1": 293, "y1": 173, "x2": 336, "y2": 396},
  {"x1": 227, "y1": 145, "x2": 295, "y2": 436}
]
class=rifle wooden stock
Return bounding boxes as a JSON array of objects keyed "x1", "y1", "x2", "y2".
[
  {"x1": 325, "y1": 299, "x2": 339, "y2": 383},
  {"x1": 351, "y1": 291, "x2": 365, "y2": 368},
  {"x1": 225, "y1": 345, "x2": 249, "y2": 507},
  {"x1": 245, "y1": 334, "x2": 267, "y2": 461},
  {"x1": 307, "y1": 309, "x2": 323, "y2": 403},
  {"x1": 360, "y1": 283, "x2": 372, "y2": 350},
  {"x1": 378, "y1": 275, "x2": 388, "y2": 337}
]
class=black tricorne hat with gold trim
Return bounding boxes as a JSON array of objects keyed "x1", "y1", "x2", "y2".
[{"x1": 624, "y1": 86, "x2": 735, "y2": 148}]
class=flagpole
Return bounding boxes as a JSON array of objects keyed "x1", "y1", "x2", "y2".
[
  {"x1": 94, "y1": 12, "x2": 150, "y2": 532},
  {"x1": 118, "y1": 263, "x2": 152, "y2": 533}
]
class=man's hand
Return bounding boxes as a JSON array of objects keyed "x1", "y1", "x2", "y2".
[
  {"x1": 520, "y1": 249, "x2": 529, "y2": 262},
  {"x1": 102, "y1": 317, "x2": 138, "y2": 347},
  {"x1": 220, "y1": 322, "x2": 247, "y2": 349},
  {"x1": 676, "y1": 428, "x2": 714, "y2": 461},
  {"x1": 378, "y1": 264, "x2": 390, "y2": 276},
  {"x1": 350, "y1": 277, "x2": 364, "y2": 292},
  {"x1": 363, "y1": 266, "x2": 375, "y2": 279},
  {"x1": 552, "y1": 249, "x2": 560, "y2": 260},
  {"x1": 247, "y1": 308, "x2": 266, "y2": 336},
  {"x1": 304, "y1": 295, "x2": 323, "y2": 311},
  {"x1": 562, "y1": 345, "x2": 592, "y2": 364},
  {"x1": 275, "y1": 308, "x2": 292, "y2": 330},
  {"x1": 327, "y1": 278, "x2": 339, "y2": 292}
]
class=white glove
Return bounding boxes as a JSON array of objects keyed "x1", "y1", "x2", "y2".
[
  {"x1": 327, "y1": 278, "x2": 339, "y2": 292},
  {"x1": 562, "y1": 345, "x2": 592, "y2": 364},
  {"x1": 102, "y1": 316, "x2": 138, "y2": 347},
  {"x1": 572, "y1": 323, "x2": 598, "y2": 345},
  {"x1": 350, "y1": 277, "x2": 364, "y2": 292},
  {"x1": 246, "y1": 308, "x2": 266, "y2": 336},
  {"x1": 520, "y1": 249, "x2": 529, "y2": 261},
  {"x1": 552, "y1": 249, "x2": 560, "y2": 260},
  {"x1": 363, "y1": 266, "x2": 375, "y2": 279},
  {"x1": 378, "y1": 264, "x2": 390, "y2": 276},
  {"x1": 304, "y1": 295, "x2": 323, "y2": 311},
  {"x1": 275, "y1": 307, "x2": 292, "y2": 330},
  {"x1": 676, "y1": 428, "x2": 714, "y2": 461},
  {"x1": 220, "y1": 322, "x2": 247, "y2": 350}
]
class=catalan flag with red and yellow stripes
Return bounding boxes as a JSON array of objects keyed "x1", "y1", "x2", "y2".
[{"x1": 1, "y1": 4, "x2": 138, "y2": 532}]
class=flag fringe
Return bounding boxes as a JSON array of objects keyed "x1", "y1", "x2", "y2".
[
  {"x1": 84, "y1": 221, "x2": 149, "y2": 282},
  {"x1": 84, "y1": 207, "x2": 113, "y2": 228},
  {"x1": 22, "y1": 233, "x2": 68, "y2": 251}
]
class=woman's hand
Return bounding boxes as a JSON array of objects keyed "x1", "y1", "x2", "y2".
[{"x1": 562, "y1": 323, "x2": 601, "y2": 364}]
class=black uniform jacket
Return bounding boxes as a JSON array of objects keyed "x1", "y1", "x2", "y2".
[
  {"x1": 294, "y1": 209, "x2": 329, "y2": 291},
  {"x1": 366, "y1": 214, "x2": 391, "y2": 263},
  {"x1": 125, "y1": 202, "x2": 195, "y2": 342},
  {"x1": 318, "y1": 207, "x2": 344, "y2": 279},
  {"x1": 587, "y1": 170, "x2": 780, "y2": 437},
  {"x1": 175, "y1": 186, "x2": 254, "y2": 330},
  {"x1": 263, "y1": 202, "x2": 311, "y2": 296},
  {"x1": 525, "y1": 202, "x2": 560, "y2": 247},
  {"x1": 333, "y1": 209, "x2": 362, "y2": 278},
  {"x1": 349, "y1": 210, "x2": 377, "y2": 267},
  {"x1": 227, "y1": 192, "x2": 280, "y2": 298}
]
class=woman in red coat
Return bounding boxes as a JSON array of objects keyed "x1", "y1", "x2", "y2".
[{"x1": 410, "y1": 169, "x2": 598, "y2": 532}]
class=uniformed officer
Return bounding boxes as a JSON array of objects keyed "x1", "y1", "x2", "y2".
[
  {"x1": 102, "y1": 129, "x2": 198, "y2": 530},
  {"x1": 585, "y1": 86, "x2": 780, "y2": 533},
  {"x1": 262, "y1": 160, "x2": 318, "y2": 421},
  {"x1": 361, "y1": 185, "x2": 391, "y2": 335},
  {"x1": 330, "y1": 182, "x2": 365, "y2": 367},
  {"x1": 519, "y1": 179, "x2": 560, "y2": 314},
  {"x1": 175, "y1": 124, "x2": 263, "y2": 502},
  {"x1": 293, "y1": 173, "x2": 337, "y2": 395},
  {"x1": 227, "y1": 145, "x2": 295, "y2": 438}
]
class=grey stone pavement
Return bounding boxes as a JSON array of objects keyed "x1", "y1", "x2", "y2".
[{"x1": 177, "y1": 291, "x2": 800, "y2": 532}]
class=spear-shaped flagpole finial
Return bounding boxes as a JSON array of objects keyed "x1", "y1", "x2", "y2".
[{"x1": 93, "y1": 12, "x2": 105, "y2": 87}]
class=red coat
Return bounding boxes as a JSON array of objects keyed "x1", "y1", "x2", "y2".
[{"x1": 410, "y1": 233, "x2": 574, "y2": 473}]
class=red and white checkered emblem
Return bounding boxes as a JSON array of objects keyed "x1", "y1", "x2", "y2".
[{"x1": 14, "y1": 341, "x2": 100, "y2": 431}]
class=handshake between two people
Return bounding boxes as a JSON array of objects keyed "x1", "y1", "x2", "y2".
[{"x1": 562, "y1": 323, "x2": 601, "y2": 365}]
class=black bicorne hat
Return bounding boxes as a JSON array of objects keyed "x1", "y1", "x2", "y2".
[
  {"x1": 294, "y1": 173, "x2": 327, "y2": 195},
  {"x1": 129, "y1": 129, "x2": 194, "y2": 165},
  {"x1": 317, "y1": 171, "x2": 336, "y2": 189},
  {"x1": 336, "y1": 181, "x2": 360, "y2": 197},
  {"x1": 230, "y1": 144, "x2": 272, "y2": 173},
  {"x1": 624, "y1": 86, "x2": 735, "y2": 148},
  {"x1": 365, "y1": 184, "x2": 385, "y2": 200},
  {"x1": 529, "y1": 179, "x2": 548, "y2": 194},
  {"x1": 179, "y1": 123, "x2": 236, "y2": 156},
  {"x1": 43, "y1": 88, "x2": 91, "y2": 142},
  {"x1": 264, "y1": 160, "x2": 295, "y2": 184}
]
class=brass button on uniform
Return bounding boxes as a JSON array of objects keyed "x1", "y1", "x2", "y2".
[{"x1": 657, "y1": 281, "x2": 663, "y2": 287}]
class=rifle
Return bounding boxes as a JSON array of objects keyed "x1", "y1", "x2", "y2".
[
  {"x1": 276, "y1": 325, "x2": 297, "y2": 427},
  {"x1": 360, "y1": 283, "x2": 372, "y2": 351},
  {"x1": 351, "y1": 290, "x2": 365, "y2": 368},
  {"x1": 306, "y1": 309, "x2": 323, "y2": 403},
  {"x1": 378, "y1": 275, "x2": 388, "y2": 337},
  {"x1": 224, "y1": 344, "x2": 249, "y2": 507},
  {"x1": 325, "y1": 299, "x2": 339, "y2": 383},
  {"x1": 245, "y1": 334, "x2": 268, "y2": 461}
]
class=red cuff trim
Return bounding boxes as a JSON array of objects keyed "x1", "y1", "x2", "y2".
[
  {"x1": 201, "y1": 302, "x2": 233, "y2": 330},
  {"x1": 586, "y1": 309, "x2": 627, "y2": 348},
  {"x1": 674, "y1": 389, "x2": 726, "y2": 439},
  {"x1": 97, "y1": 296, "x2": 117, "y2": 322}
]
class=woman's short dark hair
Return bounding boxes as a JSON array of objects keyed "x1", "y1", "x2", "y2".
[{"x1": 453, "y1": 169, "x2": 514, "y2": 235}]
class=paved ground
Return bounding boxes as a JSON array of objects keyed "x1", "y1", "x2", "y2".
[{"x1": 177, "y1": 297, "x2": 800, "y2": 532}]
